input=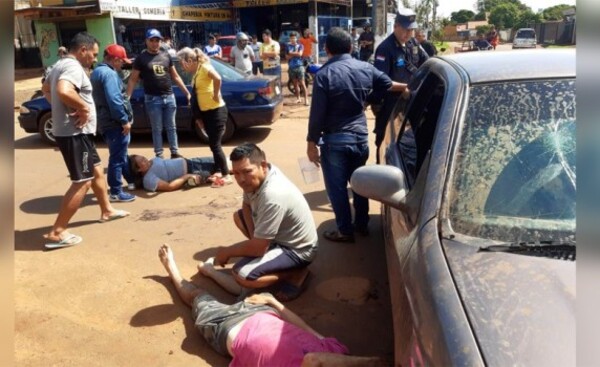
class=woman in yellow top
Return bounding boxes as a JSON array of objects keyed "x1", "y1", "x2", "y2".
[{"x1": 177, "y1": 47, "x2": 232, "y2": 187}]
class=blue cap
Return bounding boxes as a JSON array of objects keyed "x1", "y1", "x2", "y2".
[
  {"x1": 395, "y1": 9, "x2": 418, "y2": 29},
  {"x1": 146, "y1": 28, "x2": 163, "y2": 40}
]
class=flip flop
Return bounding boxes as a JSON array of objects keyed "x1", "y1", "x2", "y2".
[
  {"x1": 211, "y1": 176, "x2": 233, "y2": 188},
  {"x1": 98, "y1": 210, "x2": 130, "y2": 223},
  {"x1": 44, "y1": 234, "x2": 83, "y2": 249}
]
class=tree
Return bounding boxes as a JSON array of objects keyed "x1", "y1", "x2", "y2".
[
  {"x1": 488, "y1": 2, "x2": 520, "y2": 29},
  {"x1": 541, "y1": 4, "x2": 574, "y2": 20},
  {"x1": 477, "y1": 0, "x2": 528, "y2": 13},
  {"x1": 450, "y1": 9, "x2": 475, "y2": 24},
  {"x1": 473, "y1": 11, "x2": 487, "y2": 20},
  {"x1": 515, "y1": 9, "x2": 541, "y2": 29}
]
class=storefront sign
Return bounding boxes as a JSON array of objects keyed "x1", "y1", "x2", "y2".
[
  {"x1": 171, "y1": 7, "x2": 232, "y2": 21},
  {"x1": 101, "y1": 0, "x2": 172, "y2": 20},
  {"x1": 232, "y1": 0, "x2": 308, "y2": 8}
]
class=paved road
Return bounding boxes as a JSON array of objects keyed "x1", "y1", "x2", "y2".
[{"x1": 13, "y1": 79, "x2": 394, "y2": 365}]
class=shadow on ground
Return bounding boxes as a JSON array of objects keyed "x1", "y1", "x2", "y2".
[
  {"x1": 131, "y1": 275, "x2": 229, "y2": 366},
  {"x1": 15, "y1": 220, "x2": 98, "y2": 252}
]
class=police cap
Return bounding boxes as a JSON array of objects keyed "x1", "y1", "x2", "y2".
[{"x1": 395, "y1": 9, "x2": 418, "y2": 29}]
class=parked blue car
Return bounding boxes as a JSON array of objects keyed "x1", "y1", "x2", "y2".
[{"x1": 18, "y1": 58, "x2": 283, "y2": 145}]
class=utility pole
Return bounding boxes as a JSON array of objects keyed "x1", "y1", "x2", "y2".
[{"x1": 372, "y1": 0, "x2": 387, "y2": 39}]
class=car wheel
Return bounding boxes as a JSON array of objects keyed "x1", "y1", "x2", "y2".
[
  {"x1": 287, "y1": 79, "x2": 297, "y2": 95},
  {"x1": 194, "y1": 115, "x2": 235, "y2": 144},
  {"x1": 38, "y1": 112, "x2": 56, "y2": 145}
]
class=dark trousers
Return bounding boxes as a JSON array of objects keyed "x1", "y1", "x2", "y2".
[{"x1": 201, "y1": 105, "x2": 229, "y2": 175}]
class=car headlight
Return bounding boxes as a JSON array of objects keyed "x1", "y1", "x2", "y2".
[{"x1": 19, "y1": 105, "x2": 30, "y2": 114}]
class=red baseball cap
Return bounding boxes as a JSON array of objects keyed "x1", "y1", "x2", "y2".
[{"x1": 105, "y1": 44, "x2": 131, "y2": 64}]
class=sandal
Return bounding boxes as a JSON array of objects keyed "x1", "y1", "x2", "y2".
[{"x1": 211, "y1": 175, "x2": 233, "y2": 188}]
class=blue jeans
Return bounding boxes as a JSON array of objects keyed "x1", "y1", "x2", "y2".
[
  {"x1": 320, "y1": 132, "x2": 370, "y2": 235},
  {"x1": 263, "y1": 65, "x2": 281, "y2": 77},
  {"x1": 185, "y1": 157, "x2": 215, "y2": 181},
  {"x1": 102, "y1": 126, "x2": 132, "y2": 195},
  {"x1": 144, "y1": 94, "x2": 178, "y2": 156}
]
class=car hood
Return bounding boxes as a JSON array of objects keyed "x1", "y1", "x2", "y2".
[{"x1": 442, "y1": 236, "x2": 575, "y2": 366}]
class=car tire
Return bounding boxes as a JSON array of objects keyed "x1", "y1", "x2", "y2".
[
  {"x1": 194, "y1": 115, "x2": 235, "y2": 144},
  {"x1": 38, "y1": 112, "x2": 56, "y2": 145}
]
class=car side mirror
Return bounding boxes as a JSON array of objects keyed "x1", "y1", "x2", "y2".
[{"x1": 351, "y1": 165, "x2": 410, "y2": 211}]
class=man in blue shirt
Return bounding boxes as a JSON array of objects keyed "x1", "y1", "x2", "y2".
[
  {"x1": 306, "y1": 27, "x2": 408, "y2": 242},
  {"x1": 286, "y1": 32, "x2": 308, "y2": 105},
  {"x1": 373, "y1": 10, "x2": 428, "y2": 156},
  {"x1": 90, "y1": 44, "x2": 136, "y2": 202}
]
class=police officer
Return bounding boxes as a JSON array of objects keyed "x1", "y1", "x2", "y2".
[{"x1": 372, "y1": 9, "x2": 428, "y2": 158}]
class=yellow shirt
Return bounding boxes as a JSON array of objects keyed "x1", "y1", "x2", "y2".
[
  {"x1": 193, "y1": 62, "x2": 225, "y2": 111},
  {"x1": 259, "y1": 41, "x2": 281, "y2": 69}
]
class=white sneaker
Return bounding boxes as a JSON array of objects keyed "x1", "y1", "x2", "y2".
[{"x1": 127, "y1": 183, "x2": 136, "y2": 190}]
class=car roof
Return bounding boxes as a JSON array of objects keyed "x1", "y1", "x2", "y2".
[{"x1": 438, "y1": 49, "x2": 575, "y2": 84}]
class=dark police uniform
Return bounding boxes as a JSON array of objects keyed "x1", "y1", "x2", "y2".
[{"x1": 372, "y1": 10, "x2": 428, "y2": 154}]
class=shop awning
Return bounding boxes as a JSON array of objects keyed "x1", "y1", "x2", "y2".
[{"x1": 14, "y1": 4, "x2": 101, "y2": 20}]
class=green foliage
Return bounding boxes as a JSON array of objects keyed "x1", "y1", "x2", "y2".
[
  {"x1": 541, "y1": 4, "x2": 574, "y2": 20},
  {"x1": 478, "y1": 0, "x2": 529, "y2": 13},
  {"x1": 450, "y1": 9, "x2": 475, "y2": 24},
  {"x1": 515, "y1": 9, "x2": 541, "y2": 29},
  {"x1": 489, "y1": 2, "x2": 520, "y2": 29},
  {"x1": 476, "y1": 25, "x2": 493, "y2": 35},
  {"x1": 473, "y1": 11, "x2": 487, "y2": 21}
]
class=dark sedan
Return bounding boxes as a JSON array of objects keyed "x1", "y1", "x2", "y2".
[
  {"x1": 18, "y1": 57, "x2": 283, "y2": 145},
  {"x1": 351, "y1": 49, "x2": 575, "y2": 366}
]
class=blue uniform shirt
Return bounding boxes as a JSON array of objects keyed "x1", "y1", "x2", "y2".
[
  {"x1": 373, "y1": 34, "x2": 428, "y2": 83},
  {"x1": 307, "y1": 54, "x2": 393, "y2": 143}
]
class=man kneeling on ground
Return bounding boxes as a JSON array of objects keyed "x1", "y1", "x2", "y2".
[{"x1": 198, "y1": 143, "x2": 318, "y2": 301}]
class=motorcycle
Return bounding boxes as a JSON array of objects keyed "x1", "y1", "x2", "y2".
[{"x1": 287, "y1": 59, "x2": 321, "y2": 95}]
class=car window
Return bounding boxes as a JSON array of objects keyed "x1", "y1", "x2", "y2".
[
  {"x1": 396, "y1": 73, "x2": 445, "y2": 187},
  {"x1": 516, "y1": 30, "x2": 535, "y2": 38},
  {"x1": 209, "y1": 58, "x2": 246, "y2": 81},
  {"x1": 171, "y1": 58, "x2": 245, "y2": 84},
  {"x1": 448, "y1": 79, "x2": 576, "y2": 242}
]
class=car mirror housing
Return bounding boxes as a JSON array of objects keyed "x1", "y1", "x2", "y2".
[{"x1": 351, "y1": 165, "x2": 410, "y2": 211}]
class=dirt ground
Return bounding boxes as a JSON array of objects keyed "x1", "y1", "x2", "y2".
[{"x1": 14, "y1": 67, "x2": 395, "y2": 366}]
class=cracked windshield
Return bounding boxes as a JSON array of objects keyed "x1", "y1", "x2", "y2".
[{"x1": 448, "y1": 79, "x2": 575, "y2": 243}]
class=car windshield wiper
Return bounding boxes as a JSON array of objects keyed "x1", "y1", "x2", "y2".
[{"x1": 478, "y1": 240, "x2": 576, "y2": 261}]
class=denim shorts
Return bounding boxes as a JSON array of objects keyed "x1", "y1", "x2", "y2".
[
  {"x1": 232, "y1": 242, "x2": 313, "y2": 281},
  {"x1": 192, "y1": 293, "x2": 275, "y2": 356}
]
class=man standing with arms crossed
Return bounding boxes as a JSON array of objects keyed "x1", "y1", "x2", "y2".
[
  {"x1": 90, "y1": 44, "x2": 136, "y2": 202},
  {"x1": 41, "y1": 32, "x2": 129, "y2": 249},
  {"x1": 127, "y1": 28, "x2": 190, "y2": 159},
  {"x1": 286, "y1": 32, "x2": 308, "y2": 105},
  {"x1": 259, "y1": 29, "x2": 281, "y2": 78}
]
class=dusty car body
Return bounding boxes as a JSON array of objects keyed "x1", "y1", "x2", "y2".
[{"x1": 351, "y1": 49, "x2": 575, "y2": 366}]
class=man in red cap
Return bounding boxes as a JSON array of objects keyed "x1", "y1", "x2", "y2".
[{"x1": 90, "y1": 44, "x2": 137, "y2": 202}]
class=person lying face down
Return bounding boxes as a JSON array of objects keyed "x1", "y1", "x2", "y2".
[{"x1": 129, "y1": 154, "x2": 218, "y2": 192}]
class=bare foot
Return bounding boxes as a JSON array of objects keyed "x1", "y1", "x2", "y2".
[
  {"x1": 158, "y1": 244, "x2": 176, "y2": 273},
  {"x1": 197, "y1": 257, "x2": 215, "y2": 276}
]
